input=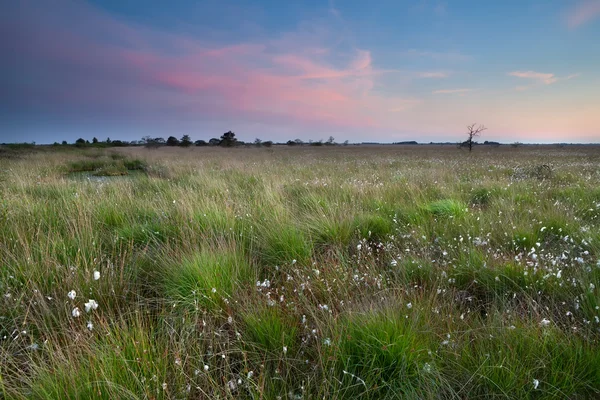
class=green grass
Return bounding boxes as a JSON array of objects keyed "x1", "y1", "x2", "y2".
[
  {"x1": 241, "y1": 305, "x2": 298, "y2": 355},
  {"x1": 331, "y1": 309, "x2": 440, "y2": 399},
  {"x1": 1, "y1": 145, "x2": 600, "y2": 399},
  {"x1": 67, "y1": 156, "x2": 147, "y2": 176},
  {"x1": 445, "y1": 324, "x2": 600, "y2": 398},
  {"x1": 424, "y1": 199, "x2": 467, "y2": 218},
  {"x1": 161, "y1": 245, "x2": 253, "y2": 311}
]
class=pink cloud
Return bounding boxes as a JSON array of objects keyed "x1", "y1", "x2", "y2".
[
  {"x1": 5, "y1": 0, "x2": 419, "y2": 132},
  {"x1": 566, "y1": 0, "x2": 600, "y2": 28}
]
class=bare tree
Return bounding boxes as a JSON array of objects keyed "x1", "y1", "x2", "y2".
[{"x1": 465, "y1": 123, "x2": 487, "y2": 152}]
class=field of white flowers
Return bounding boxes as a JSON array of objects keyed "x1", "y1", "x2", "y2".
[{"x1": 1, "y1": 144, "x2": 599, "y2": 399}]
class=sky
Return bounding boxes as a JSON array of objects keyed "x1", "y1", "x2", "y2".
[{"x1": 1, "y1": 0, "x2": 599, "y2": 144}]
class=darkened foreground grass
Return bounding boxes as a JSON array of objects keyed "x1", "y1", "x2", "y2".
[{"x1": 1, "y1": 145, "x2": 600, "y2": 399}]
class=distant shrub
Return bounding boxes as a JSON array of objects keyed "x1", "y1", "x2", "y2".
[
  {"x1": 220, "y1": 131, "x2": 237, "y2": 147},
  {"x1": 166, "y1": 136, "x2": 180, "y2": 146},
  {"x1": 179, "y1": 134, "x2": 192, "y2": 147}
]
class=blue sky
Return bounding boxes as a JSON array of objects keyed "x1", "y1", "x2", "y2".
[{"x1": 1, "y1": 0, "x2": 599, "y2": 144}]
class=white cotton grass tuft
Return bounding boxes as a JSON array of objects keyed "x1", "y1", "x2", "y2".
[
  {"x1": 93, "y1": 270, "x2": 100, "y2": 280},
  {"x1": 84, "y1": 299, "x2": 99, "y2": 313},
  {"x1": 87, "y1": 320, "x2": 93, "y2": 331},
  {"x1": 67, "y1": 290, "x2": 76, "y2": 300},
  {"x1": 533, "y1": 379, "x2": 540, "y2": 389},
  {"x1": 72, "y1": 307, "x2": 81, "y2": 318}
]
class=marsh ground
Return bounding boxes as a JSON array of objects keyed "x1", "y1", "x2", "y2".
[{"x1": 1, "y1": 144, "x2": 600, "y2": 399}]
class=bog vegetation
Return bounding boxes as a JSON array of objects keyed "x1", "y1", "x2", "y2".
[{"x1": 1, "y1": 144, "x2": 600, "y2": 399}]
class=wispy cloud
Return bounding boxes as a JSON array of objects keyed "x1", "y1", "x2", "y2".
[
  {"x1": 328, "y1": 0, "x2": 341, "y2": 18},
  {"x1": 508, "y1": 71, "x2": 580, "y2": 90},
  {"x1": 400, "y1": 49, "x2": 472, "y2": 63},
  {"x1": 432, "y1": 88, "x2": 475, "y2": 94},
  {"x1": 418, "y1": 71, "x2": 450, "y2": 78},
  {"x1": 566, "y1": 0, "x2": 600, "y2": 28},
  {"x1": 508, "y1": 71, "x2": 558, "y2": 85}
]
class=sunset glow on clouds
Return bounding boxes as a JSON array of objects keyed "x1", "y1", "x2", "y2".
[
  {"x1": 566, "y1": 0, "x2": 600, "y2": 28},
  {"x1": 1, "y1": 0, "x2": 599, "y2": 143}
]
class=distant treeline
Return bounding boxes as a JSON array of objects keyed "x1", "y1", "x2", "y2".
[
  {"x1": 3, "y1": 135, "x2": 592, "y2": 149},
  {"x1": 3, "y1": 132, "x2": 355, "y2": 148}
]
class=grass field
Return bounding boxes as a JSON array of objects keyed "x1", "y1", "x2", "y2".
[{"x1": 1, "y1": 144, "x2": 600, "y2": 399}]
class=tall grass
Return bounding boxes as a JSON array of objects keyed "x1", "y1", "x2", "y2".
[{"x1": 1, "y1": 144, "x2": 599, "y2": 398}]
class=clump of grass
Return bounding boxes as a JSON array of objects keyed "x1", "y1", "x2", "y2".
[
  {"x1": 122, "y1": 158, "x2": 147, "y2": 171},
  {"x1": 530, "y1": 164, "x2": 553, "y2": 180},
  {"x1": 93, "y1": 163, "x2": 128, "y2": 176},
  {"x1": 24, "y1": 316, "x2": 172, "y2": 400},
  {"x1": 353, "y1": 213, "x2": 394, "y2": 241},
  {"x1": 424, "y1": 199, "x2": 467, "y2": 218},
  {"x1": 68, "y1": 159, "x2": 110, "y2": 172},
  {"x1": 331, "y1": 309, "x2": 439, "y2": 398},
  {"x1": 161, "y1": 245, "x2": 253, "y2": 311},
  {"x1": 469, "y1": 187, "x2": 494, "y2": 206},
  {"x1": 255, "y1": 224, "x2": 312, "y2": 267},
  {"x1": 445, "y1": 325, "x2": 600, "y2": 398},
  {"x1": 193, "y1": 208, "x2": 236, "y2": 238},
  {"x1": 309, "y1": 216, "x2": 355, "y2": 252},
  {"x1": 116, "y1": 220, "x2": 176, "y2": 246},
  {"x1": 241, "y1": 305, "x2": 298, "y2": 355},
  {"x1": 389, "y1": 258, "x2": 436, "y2": 286},
  {"x1": 67, "y1": 156, "x2": 146, "y2": 176}
]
